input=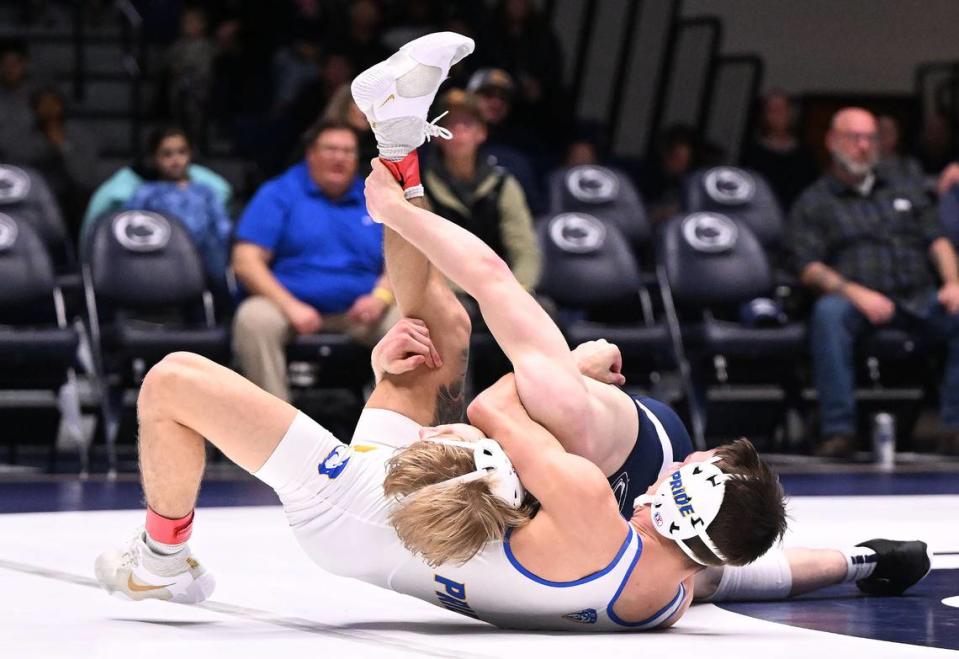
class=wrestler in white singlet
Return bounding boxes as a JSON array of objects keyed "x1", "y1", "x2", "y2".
[{"x1": 253, "y1": 409, "x2": 685, "y2": 632}]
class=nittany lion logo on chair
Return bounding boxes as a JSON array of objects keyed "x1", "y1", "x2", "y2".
[
  {"x1": 549, "y1": 213, "x2": 607, "y2": 254},
  {"x1": 0, "y1": 165, "x2": 31, "y2": 204},
  {"x1": 566, "y1": 166, "x2": 619, "y2": 204},
  {"x1": 704, "y1": 167, "x2": 755, "y2": 205},
  {"x1": 682, "y1": 212, "x2": 738, "y2": 253},
  {"x1": 112, "y1": 211, "x2": 171, "y2": 252},
  {"x1": 0, "y1": 213, "x2": 18, "y2": 252}
]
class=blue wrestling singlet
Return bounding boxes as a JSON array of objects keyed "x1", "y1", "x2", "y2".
[{"x1": 606, "y1": 397, "x2": 694, "y2": 520}]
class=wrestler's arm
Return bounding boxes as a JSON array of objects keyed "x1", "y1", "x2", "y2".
[
  {"x1": 468, "y1": 376, "x2": 623, "y2": 542},
  {"x1": 364, "y1": 197, "x2": 473, "y2": 426},
  {"x1": 366, "y1": 161, "x2": 592, "y2": 447}
]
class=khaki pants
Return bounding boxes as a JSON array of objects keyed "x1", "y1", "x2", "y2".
[{"x1": 233, "y1": 296, "x2": 399, "y2": 402}]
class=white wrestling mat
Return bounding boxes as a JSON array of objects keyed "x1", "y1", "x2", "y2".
[{"x1": 1, "y1": 495, "x2": 957, "y2": 658}]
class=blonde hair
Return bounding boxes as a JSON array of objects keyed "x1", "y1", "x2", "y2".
[{"x1": 383, "y1": 440, "x2": 534, "y2": 567}]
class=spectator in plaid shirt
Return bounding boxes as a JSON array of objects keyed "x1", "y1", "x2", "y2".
[{"x1": 789, "y1": 107, "x2": 959, "y2": 458}]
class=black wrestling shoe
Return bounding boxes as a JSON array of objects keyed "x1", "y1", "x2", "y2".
[{"x1": 855, "y1": 538, "x2": 932, "y2": 596}]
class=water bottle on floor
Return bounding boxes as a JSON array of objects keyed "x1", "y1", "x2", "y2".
[{"x1": 872, "y1": 412, "x2": 896, "y2": 471}]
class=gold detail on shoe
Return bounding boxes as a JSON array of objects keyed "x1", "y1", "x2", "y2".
[
  {"x1": 127, "y1": 574, "x2": 174, "y2": 593},
  {"x1": 186, "y1": 558, "x2": 199, "y2": 569},
  {"x1": 379, "y1": 94, "x2": 396, "y2": 107}
]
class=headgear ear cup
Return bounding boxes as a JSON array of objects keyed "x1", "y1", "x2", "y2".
[{"x1": 413, "y1": 437, "x2": 526, "y2": 508}]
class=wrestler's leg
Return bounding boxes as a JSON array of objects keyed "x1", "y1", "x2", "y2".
[
  {"x1": 693, "y1": 541, "x2": 929, "y2": 602},
  {"x1": 138, "y1": 351, "x2": 298, "y2": 518},
  {"x1": 95, "y1": 351, "x2": 299, "y2": 603},
  {"x1": 693, "y1": 548, "x2": 843, "y2": 601}
]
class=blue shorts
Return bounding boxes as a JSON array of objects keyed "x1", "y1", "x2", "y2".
[{"x1": 606, "y1": 397, "x2": 693, "y2": 520}]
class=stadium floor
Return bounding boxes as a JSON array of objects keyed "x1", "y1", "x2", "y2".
[{"x1": 1, "y1": 471, "x2": 957, "y2": 658}]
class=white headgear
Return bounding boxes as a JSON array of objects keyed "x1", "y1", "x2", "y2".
[
  {"x1": 420, "y1": 437, "x2": 526, "y2": 508},
  {"x1": 633, "y1": 457, "x2": 737, "y2": 565}
]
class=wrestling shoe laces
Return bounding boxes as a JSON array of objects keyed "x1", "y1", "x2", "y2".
[
  {"x1": 425, "y1": 111, "x2": 452, "y2": 141},
  {"x1": 94, "y1": 528, "x2": 216, "y2": 604}
]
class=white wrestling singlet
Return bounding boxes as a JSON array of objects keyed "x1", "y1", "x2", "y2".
[{"x1": 253, "y1": 409, "x2": 686, "y2": 631}]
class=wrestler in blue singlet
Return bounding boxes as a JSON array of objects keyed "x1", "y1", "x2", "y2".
[{"x1": 607, "y1": 397, "x2": 694, "y2": 520}]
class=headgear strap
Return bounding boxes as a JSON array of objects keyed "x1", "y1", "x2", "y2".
[
  {"x1": 415, "y1": 437, "x2": 526, "y2": 508},
  {"x1": 634, "y1": 457, "x2": 740, "y2": 565}
]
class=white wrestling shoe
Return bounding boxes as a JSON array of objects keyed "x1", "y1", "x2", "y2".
[
  {"x1": 351, "y1": 31, "x2": 474, "y2": 163},
  {"x1": 94, "y1": 530, "x2": 215, "y2": 604}
]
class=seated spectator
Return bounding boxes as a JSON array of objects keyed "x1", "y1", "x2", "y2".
[
  {"x1": 0, "y1": 39, "x2": 34, "y2": 155},
  {"x1": 477, "y1": 0, "x2": 567, "y2": 141},
  {"x1": 741, "y1": 89, "x2": 819, "y2": 211},
  {"x1": 164, "y1": 5, "x2": 215, "y2": 149},
  {"x1": 381, "y1": 0, "x2": 442, "y2": 51},
  {"x1": 271, "y1": 31, "x2": 322, "y2": 116},
  {"x1": 231, "y1": 118, "x2": 396, "y2": 402},
  {"x1": 423, "y1": 90, "x2": 541, "y2": 292},
  {"x1": 3, "y1": 86, "x2": 99, "y2": 242},
  {"x1": 290, "y1": 51, "x2": 355, "y2": 140},
  {"x1": 639, "y1": 124, "x2": 700, "y2": 223},
  {"x1": 939, "y1": 183, "x2": 959, "y2": 248},
  {"x1": 789, "y1": 107, "x2": 959, "y2": 457},
  {"x1": 321, "y1": 84, "x2": 377, "y2": 175},
  {"x1": 877, "y1": 114, "x2": 924, "y2": 184},
  {"x1": 564, "y1": 139, "x2": 600, "y2": 167},
  {"x1": 466, "y1": 67, "x2": 545, "y2": 213},
  {"x1": 124, "y1": 126, "x2": 232, "y2": 289},
  {"x1": 560, "y1": 121, "x2": 609, "y2": 168},
  {"x1": 328, "y1": 0, "x2": 391, "y2": 74},
  {"x1": 81, "y1": 153, "x2": 230, "y2": 250}
]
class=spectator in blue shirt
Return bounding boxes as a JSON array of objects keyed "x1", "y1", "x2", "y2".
[
  {"x1": 231, "y1": 118, "x2": 396, "y2": 401},
  {"x1": 125, "y1": 126, "x2": 232, "y2": 289}
]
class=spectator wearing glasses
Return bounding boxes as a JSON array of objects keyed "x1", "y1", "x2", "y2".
[
  {"x1": 466, "y1": 67, "x2": 544, "y2": 214},
  {"x1": 422, "y1": 89, "x2": 541, "y2": 293},
  {"x1": 789, "y1": 107, "x2": 959, "y2": 457},
  {"x1": 231, "y1": 118, "x2": 396, "y2": 402}
]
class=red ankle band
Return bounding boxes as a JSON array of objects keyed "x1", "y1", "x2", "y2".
[
  {"x1": 380, "y1": 152, "x2": 423, "y2": 198},
  {"x1": 145, "y1": 508, "x2": 194, "y2": 545}
]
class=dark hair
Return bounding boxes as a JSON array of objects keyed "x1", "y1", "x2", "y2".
[
  {"x1": 658, "y1": 123, "x2": 699, "y2": 154},
  {"x1": 147, "y1": 125, "x2": 191, "y2": 155},
  {"x1": 0, "y1": 38, "x2": 27, "y2": 58},
  {"x1": 301, "y1": 117, "x2": 358, "y2": 149},
  {"x1": 29, "y1": 85, "x2": 64, "y2": 110},
  {"x1": 684, "y1": 438, "x2": 787, "y2": 567}
]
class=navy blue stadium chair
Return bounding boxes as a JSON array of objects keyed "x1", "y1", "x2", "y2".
[
  {"x1": 658, "y1": 211, "x2": 806, "y2": 446},
  {"x1": 0, "y1": 163, "x2": 75, "y2": 272},
  {"x1": 83, "y1": 210, "x2": 230, "y2": 474},
  {"x1": 0, "y1": 213, "x2": 81, "y2": 468},
  {"x1": 537, "y1": 211, "x2": 699, "y2": 441},
  {"x1": 548, "y1": 165, "x2": 651, "y2": 252},
  {"x1": 683, "y1": 166, "x2": 784, "y2": 248}
]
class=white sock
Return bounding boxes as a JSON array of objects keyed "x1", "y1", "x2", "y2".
[
  {"x1": 143, "y1": 531, "x2": 186, "y2": 557},
  {"x1": 841, "y1": 546, "x2": 878, "y2": 582}
]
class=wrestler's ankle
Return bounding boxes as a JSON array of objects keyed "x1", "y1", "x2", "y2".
[{"x1": 145, "y1": 507, "x2": 194, "y2": 554}]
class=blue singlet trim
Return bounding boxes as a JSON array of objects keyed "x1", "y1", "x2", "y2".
[{"x1": 503, "y1": 524, "x2": 635, "y2": 588}]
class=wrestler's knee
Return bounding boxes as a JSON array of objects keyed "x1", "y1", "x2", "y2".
[{"x1": 139, "y1": 352, "x2": 211, "y2": 417}]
